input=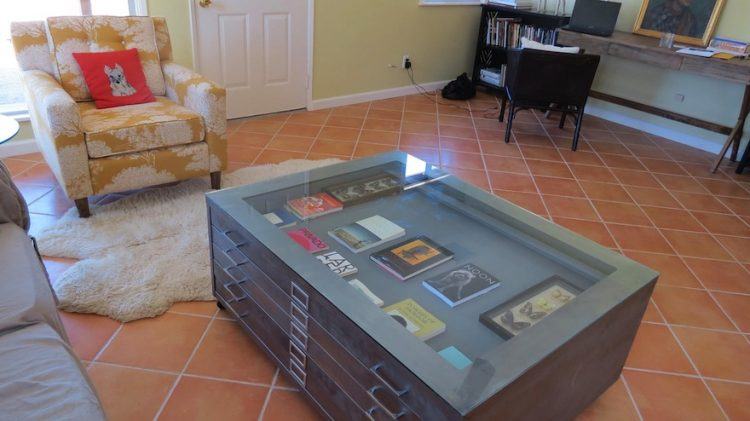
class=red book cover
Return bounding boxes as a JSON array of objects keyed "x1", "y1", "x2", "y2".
[
  {"x1": 286, "y1": 193, "x2": 343, "y2": 220},
  {"x1": 287, "y1": 228, "x2": 329, "y2": 253}
]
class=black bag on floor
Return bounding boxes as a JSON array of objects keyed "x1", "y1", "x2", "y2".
[{"x1": 442, "y1": 73, "x2": 476, "y2": 100}]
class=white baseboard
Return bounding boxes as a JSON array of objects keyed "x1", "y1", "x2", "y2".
[
  {"x1": 0, "y1": 138, "x2": 38, "y2": 158},
  {"x1": 584, "y1": 101, "x2": 723, "y2": 155},
  {"x1": 308, "y1": 80, "x2": 451, "y2": 111}
]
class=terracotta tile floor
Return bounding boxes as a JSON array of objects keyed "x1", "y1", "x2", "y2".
[{"x1": 4, "y1": 90, "x2": 750, "y2": 420}]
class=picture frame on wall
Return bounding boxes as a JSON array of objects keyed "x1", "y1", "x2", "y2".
[{"x1": 633, "y1": 0, "x2": 726, "y2": 46}]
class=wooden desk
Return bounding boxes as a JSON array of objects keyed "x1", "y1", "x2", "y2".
[{"x1": 558, "y1": 30, "x2": 750, "y2": 173}]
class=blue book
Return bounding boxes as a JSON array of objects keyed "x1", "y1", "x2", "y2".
[{"x1": 438, "y1": 346, "x2": 472, "y2": 369}]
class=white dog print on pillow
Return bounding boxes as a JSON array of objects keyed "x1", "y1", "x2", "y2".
[{"x1": 104, "y1": 64, "x2": 137, "y2": 96}]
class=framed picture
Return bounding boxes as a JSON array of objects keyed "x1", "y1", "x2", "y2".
[
  {"x1": 480, "y1": 276, "x2": 581, "y2": 339},
  {"x1": 633, "y1": 0, "x2": 727, "y2": 46},
  {"x1": 323, "y1": 172, "x2": 402, "y2": 207}
]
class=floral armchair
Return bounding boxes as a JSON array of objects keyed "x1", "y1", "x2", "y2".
[{"x1": 11, "y1": 16, "x2": 227, "y2": 217}]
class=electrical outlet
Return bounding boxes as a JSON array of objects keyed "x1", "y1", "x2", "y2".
[
  {"x1": 674, "y1": 93, "x2": 685, "y2": 103},
  {"x1": 402, "y1": 55, "x2": 410, "y2": 69}
]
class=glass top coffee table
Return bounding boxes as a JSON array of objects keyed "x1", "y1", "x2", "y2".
[{"x1": 207, "y1": 152, "x2": 658, "y2": 420}]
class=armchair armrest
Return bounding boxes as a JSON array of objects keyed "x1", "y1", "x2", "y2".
[
  {"x1": 161, "y1": 62, "x2": 227, "y2": 172},
  {"x1": 21, "y1": 70, "x2": 93, "y2": 199}
]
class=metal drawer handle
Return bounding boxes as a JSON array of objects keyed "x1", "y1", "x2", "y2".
[
  {"x1": 225, "y1": 248, "x2": 249, "y2": 265},
  {"x1": 223, "y1": 282, "x2": 240, "y2": 302},
  {"x1": 367, "y1": 386, "x2": 407, "y2": 420},
  {"x1": 289, "y1": 339, "x2": 307, "y2": 367},
  {"x1": 289, "y1": 356, "x2": 306, "y2": 386},
  {"x1": 289, "y1": 321, "x2": 309, "y2": 349},
  {"x1": 224, "y1": 230, "x2": 246, "y2": 246},
  {"x1": 225, "y1": 266, "x2": 247, "y2": 284},
  {"x1": 290, "y1": 301, "x2": 309, "y2": 329},
  {"x1": 290, "y1": 282, "x2": 309, "y2": 309},
  {"x1": 370, "y1": 363, "x2": 410, "y2": 397}
]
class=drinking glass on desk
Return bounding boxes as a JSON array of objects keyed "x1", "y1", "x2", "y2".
[{"x1": 659, "y1": 33, "x2": 675, "y2": 48}]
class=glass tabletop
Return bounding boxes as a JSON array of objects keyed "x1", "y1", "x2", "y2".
[
  {"x1": 0, "y1": 114, "x2": 21, "y2": 145},
  {"x1": 208, "y1": 151, "x2": 656, "y2": 413}
]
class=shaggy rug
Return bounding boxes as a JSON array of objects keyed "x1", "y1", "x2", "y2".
[{"x1": 37, "y1": 159, "x2": 341, "y2": 322}]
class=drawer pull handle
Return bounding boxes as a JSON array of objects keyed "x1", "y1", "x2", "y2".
[
  {"x1": 223, "y1": 283, "x2": 240, "y2": 302},
  {"x1": 224, "y1": 230, "x2": 246, "y2": 246},
  {"x1": 225, "y1": 248, "x2": 249, "y2": 265},
  {"x1": 225, "y1": 266, "x2": 247, "y2": 284},
  {"x1": 290, "y1": 301, "x2": 309, "y2": 329},
  {"x1": 289, "y1": 340, "x2": 307, "y2": 367},
  {"x1": 367, "y1": 387, "x2": 407, "y2": 420},
  {"x1": 289, "y1": 356, "x2": 306, "y2": 386},
  {"x1": 370, "y1": 363, "x2": 409, "y2": 397},
  {"x1": 290, "y1": 321, "x2": 309, "y2": 349},
  {"x1": 290, "y1": 282, "x2": 309, "y2": 309}
]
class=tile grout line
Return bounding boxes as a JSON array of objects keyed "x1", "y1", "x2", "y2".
[
  {"x1": 152, "y1": 312, "x2": 218, "y2": 420},
  {"x1": 248, "y1": 113, "x2": 294, "y2": 166},
  {"x1": 612, "y1": 132, "x2": 750, "y2": 346},
  {"x1": 507, "y1": 112, "x2": 553, "y2": 220},
  {"x1": 468, "y1": 95, "x2": 497, "y2": 191},
  {"x1": 624, "y1": 366, "x2": 750, "y2": 386},
  {"x1": 90, "y1": 323, "x2": 124, "y2": 363},
  {"x1": 300, "y1": 108, "x2": 332, "y2": 160},
  {"x1": 641, "y1": 320, "x2": 749, "y2": 336},
  {"x1": 346, "y1": 101, "x2": 371, "y2": 161},
  {"x1": 638, "y1": 299, "x2": 731, "y2": 420},
  {"x1": 257, "y1": 369, "x2": 280, "y2": 421}
]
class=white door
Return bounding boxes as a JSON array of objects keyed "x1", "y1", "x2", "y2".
[{"x1": 193, "y1": 0, "x2": 308, "y2": 119}]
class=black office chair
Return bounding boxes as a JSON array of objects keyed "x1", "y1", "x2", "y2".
[{"x1": 499, "y1": 48, "x2": 600, "y2": 151}]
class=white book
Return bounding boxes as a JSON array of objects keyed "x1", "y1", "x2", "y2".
[
  {"x1": 316, "y1": 251, "x2": 358, "y2": 277},
  {"x1": 348, "y1": 279, "x2": 384, "y2": 307},
  {"x1": 328, "y1": 215, "x2": 405, "y2": 253}
]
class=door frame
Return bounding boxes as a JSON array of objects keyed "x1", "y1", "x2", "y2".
[{"x1": 188, "y1": 0, "x2": 314, "y2": 113}]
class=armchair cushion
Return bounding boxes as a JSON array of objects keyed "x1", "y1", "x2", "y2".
[
  {"x1": 79, "y1": 97, "x2": 204, "y2": 158},
  {"x1": 46, "y1": 16, "x2": 166, "y2": 101}
]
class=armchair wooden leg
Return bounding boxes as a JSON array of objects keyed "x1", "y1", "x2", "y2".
[
  {"x1": 75, "y1": 198, "x2": 90, "y2": 218},
  {"x1": 559, "y1": 112, "x2": 567, "y2": 129},
  {"x1": 504, "y1": 105, "x2": 516, "y2": 144},
  {"x1": 498, "y1": 97, "x2": 507, "y2": 123},
  {"x1": 572, "y1": 110, "x2": 585, "y2": 152},
  {"x1": 210, "y1": 171, "x2": 222, "y2": 189}
]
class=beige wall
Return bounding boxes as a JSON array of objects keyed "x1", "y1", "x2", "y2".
[
  {"x1": 542, "y1": 0, "x2": 750, "y2": 151},
  {"x1": 147, "y1": 0, "x2": 194, "y2": 68}
]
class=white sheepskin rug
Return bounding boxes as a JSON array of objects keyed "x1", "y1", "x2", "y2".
[{"x1": 36, "y1": 159, "x2": 341, "y2": 322}]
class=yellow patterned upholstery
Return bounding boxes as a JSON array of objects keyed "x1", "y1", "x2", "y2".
[
  {"x1": 11, "y1": 17, "x2": 227, "y2": 209},
  {"x1": 79, "y1": 98, "x2": 204, "y2": 159}
]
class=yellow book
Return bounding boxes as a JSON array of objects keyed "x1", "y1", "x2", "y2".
[{"x1": 384, "y1": 299, "x2": 445, "y2": 341}]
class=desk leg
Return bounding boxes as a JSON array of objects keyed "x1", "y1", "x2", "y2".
[{"x1": 712, "y1": 84, "x2": 750, "y2": 173}]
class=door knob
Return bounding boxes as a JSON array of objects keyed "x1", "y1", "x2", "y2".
[{"x1": 199, "y1": 0, "x2": 212, "y2": 7}]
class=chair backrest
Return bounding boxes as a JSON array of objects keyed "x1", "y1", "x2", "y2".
[
  {"x1": 11, "y1": 17, "x2": 173, "y2": 101},
  {"x1": 505, "y1": 48, "x2": 600, "y2": 107}
]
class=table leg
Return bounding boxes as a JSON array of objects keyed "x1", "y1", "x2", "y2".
[{"x1": 712, "y1": 84, "x2": 750, "y2": 173}]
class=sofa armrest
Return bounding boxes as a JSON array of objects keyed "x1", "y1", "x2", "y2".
[
  {"x1": 0, "y1": 162, "x2": 29, "y2": 230},
  {"x1": 21, "y1": 70, "x2": 93, "y2": 199},
  {"x1": 161, "y1": 62, "x2": 227, "y2": 172}
]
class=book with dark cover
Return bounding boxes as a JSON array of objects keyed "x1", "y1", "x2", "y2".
[
  {"x1": 370, "y1": 236, "x2": 454, "y2": 281},
  {"x1": 286, "y1": 192, "x2": 343, "y2": 220},
  {"x1": 423, "y1": 263, "x2": 502, "y2": 307},
  {"x1": 324, "y1": 172, "x2": 402, "y2": 207}
]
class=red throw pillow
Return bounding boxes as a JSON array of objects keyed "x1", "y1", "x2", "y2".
[{"x1": 73, "y1": 48, "x2": 155, "y2": 109}]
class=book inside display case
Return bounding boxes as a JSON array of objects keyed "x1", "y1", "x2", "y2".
[
  {"x1": 209, "y1": 151, "x2": 657, "y2": 417},
  {"x1": 472, "y1": 4, "x2": 571, "y2": 91}
]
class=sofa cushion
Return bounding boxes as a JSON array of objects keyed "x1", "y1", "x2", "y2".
[
  {"x1": 88, "y1": 141, "x2": 209, "y2": 195},
  {"x1": 0, "y1": 323, "x2": 105, "y2": 421},
  {"x1": 0, "y1": 224, "x2": 65, "y2": 337},
  {"x1": 46, "y1": 16, "x2": 166, "y2": 101},
  {"x1": 79, "y1": 97, "x2": 205, "y2": 159}
]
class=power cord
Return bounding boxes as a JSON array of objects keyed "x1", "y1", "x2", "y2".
[{"x1": 405, "y1": 64, "x2": 500, "y2": 119}]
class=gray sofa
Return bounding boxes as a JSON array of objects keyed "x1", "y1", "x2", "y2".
[{"x1": 0, "y1": 162, "x2": 105, "y2": 420}]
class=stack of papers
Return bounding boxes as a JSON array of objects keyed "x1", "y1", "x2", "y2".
[{"x1": 487, "y1": 0, "x2": 535, "y2": 10}]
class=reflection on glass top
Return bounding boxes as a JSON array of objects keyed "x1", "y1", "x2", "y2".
[{"x1": 231, "y1": 152, "x2": 621, "y2": 411}]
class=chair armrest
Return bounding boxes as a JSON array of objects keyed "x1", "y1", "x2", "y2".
[
  {"x1": 161, "y1": 62, "x2": 227, "y2": 172},
  {"x1": 21, "y1": 70, "x2": 93, "y2": 199}
]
